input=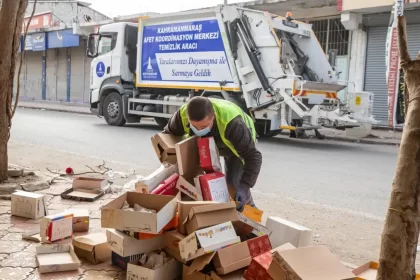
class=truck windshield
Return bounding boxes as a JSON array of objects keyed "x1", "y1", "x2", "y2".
[{"x1": 98, "y1": 32, "x2": 117, "y2": 56}]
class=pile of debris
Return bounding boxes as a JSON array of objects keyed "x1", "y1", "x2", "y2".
[{"x1": 9, "y1": 133, "x2": 395, "y2": 279}]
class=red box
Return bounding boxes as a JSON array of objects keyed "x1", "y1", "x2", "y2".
[
  {"x1": 246, "y1": 235, "x2": 272, "y2": 258},
  {"x1": 199, "y1": 172, "x2": 230, "y2": 203},
  {"x1": 244, "y1": 252, "x2": 273, "y2": 280},
  {"x1": 151, "y1": 173, "x2": 179, "y2": 195},
  {"x1": 198, "y1": 137, "x2": 222, "y2": 173}
]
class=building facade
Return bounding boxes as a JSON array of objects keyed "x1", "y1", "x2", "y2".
[
  {"x1": 15, "y1": 0, "x2": 110, "y2": 103},
  {"x1": 339, "y1": 0, "x2": 420, "y2": 125}
]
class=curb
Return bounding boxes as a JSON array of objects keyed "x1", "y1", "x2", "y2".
[{"x1": 18, "y1": 105, "x2": 93, "y2": 115}]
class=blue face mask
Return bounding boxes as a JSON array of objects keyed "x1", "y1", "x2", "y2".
[{"x1": 190, "y1": 124, "x2": 211, "y2": 137}]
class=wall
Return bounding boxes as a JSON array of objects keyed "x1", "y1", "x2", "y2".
[
  {"x1": 342, "y1": 0, "x2": 420, "y2": 12},
  {"x1": 26, "y1": 1, "x2": 109, "y2": 28}
]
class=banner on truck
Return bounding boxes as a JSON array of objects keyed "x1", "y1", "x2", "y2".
[
  {"x1": 385, "y1": 0, "x2": 404, "y2": 128},
  {"x1": 139, "y1": 19, "x2": 235, "y2": 88}
]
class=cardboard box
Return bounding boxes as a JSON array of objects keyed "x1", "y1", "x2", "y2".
[
  {"x1": 152, "y1": 133, "x2": 185, "y2": 164},
  {"x1": 175, "y1": 136, "x2": 200, "y2": 179},
  {"x1": 72, "y1": 177, "x2": 107, "y2": 190},
  {"x1": 106, "y1": 229, "x2": 164, "y2": 257},
  {"x1": 101, "y1": 192, "x2": 178, "y2": 234},
  {"x1": 246, "y1": 235, "x2": 272, "y2": 258},
  {"x1": 184, "y1": 202, "x2": 239, "y2": 235},
  {"x1": 267, "y1": 243, "x2": 296, "y2": 279},
  {"x1": 65, "y1": 208, "x2": 89, "y2": 232},
  {"x1": 40, "y1": 213, "x2": 74, "y2": 242},
  {"x1": 61, "y1": 188, "x2": 105, "y2": 202},
  {"x1": 123, "y1": 214, "x2": 179, "y2": 240},
  {"x1": 198, "y1": 137, "x2": 222, "y2": 173},
  {"x1": 176, "y1": 174, "x2": 204, "y2": 201},
  {"x1": 152, "y1": 173, "x2": 180, "y2": 196},
  {"x1": 199, "y1": 173, "x2": 230, "y2": 203},
  {"x1": 213, "y1": 242, "x2": 251, "y2": 275},
  {"x1": 73, "y1": 233, "x2": 111, "y2": 264},
  {"x1": 175, "y1": 221, "x2": 253, "y2": 262},
  {"x1": 11, "y1": 191, "x2": 48, "y2": 219},
  {"x1": 238, "y1": 212, "x2": 272, "y2": 238},
  {"x1": 127, "y1": 257, "x2": 182, "y2": 280},
  {"x1": 111, "y1": 251, "x2": 144, "y2": 270},
  {"x1": 183, "y1": 264, "x2": 222, "y2": 280},
  {"x1": 265, "y1": 216, "x2": 312, "y2": 248},
  {"x1": 195, "y1": 221, "x2": 240, "y2": 254},
  {"x1": 36, "y1": 244, "x2": 81, "y2": 274},
  {"x1": 269, "y1": 246, "x2": 356, "y2": 280},
  {"x1": 136, "y1": 164, "x2": 178, "y2": 193},
  {"x1": 178, "y1": 201, "x2": 218, "y2": 235},
  {"x1": 242, "y1": 205, "x2": 263, "y2": 223}
]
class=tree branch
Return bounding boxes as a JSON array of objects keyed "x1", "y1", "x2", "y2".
[
  {"x1": 397, "y1": 16, "x2": 411, "y2": 64},
  {"x1": 12, "y1": 0, "x2": 37, "y2": 118}
]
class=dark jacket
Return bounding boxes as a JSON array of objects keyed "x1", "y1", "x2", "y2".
[{"x1": 164, "y1": 110, "x2": 262, "y2": 189}]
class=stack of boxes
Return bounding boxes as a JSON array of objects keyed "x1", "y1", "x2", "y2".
[{"x1": 8, "y1": 132, "x2": 396, "y2": 279}]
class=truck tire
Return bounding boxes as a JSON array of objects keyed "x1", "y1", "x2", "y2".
[
  {"x1": 103, "y1": 92, "x2": 126, "y2": 126},
  {"x1": 154, "y1": 117, "x2": 169, "y2": 129}
]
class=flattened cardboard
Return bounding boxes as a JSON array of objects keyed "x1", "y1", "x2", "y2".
[
  {"x1": 22, "y1": 231, "x2": 41, "y2": 242},
  {"x1": 178, "y1": 201, "x2": 218, "y2": 234},
  {"x1": 135, "y1": 164, "x2": 178, "y2": 193},
  {"x1": 238, "y1": 212, "x2": 272, "y2": 237},
  {"x1": 36, "y1": 244, "x2": 81, "y2": 274},
  {"x1": 65, "y1": 208, "x2": 90, "y2": 232},
  {"x1": 11, "y1": 191, "x2": 48, "y2": 219},
  {"x1": 40, "y1": 213, "x2": 74, "y2": 243},
  {"x1": 270, "y1": 246, "x2": 355, "y2": 280},
  {"x1": 266, "y1": 216, "x2": 312, "y2": 248},
  {"x1": 151, "y1": 133, "x2": 185, "y2": 164},
  {"x1": 106, "y1": 229, "x2": 164, "y2": 257},
  {"x1": 111, "y1": 251, "x2": 144, "y2": 270},
  {"x1": 101, "y1": 192, "x2": 178, "y2": 234},
  {"x1": 268, "y1": 243, "x2": 296, "y2": 279},
  {"x1": 242, "y1": 205, "x2": 263, "y2": 223},
  {"x1": 182, "y1": 264, "x2": 223, "y2": 280},
  {"x1": 185, "y1": 202, "x2": 239, "y2": 235},
  {"x1": 175, "y1": 136, "x2": 200, "y2": 179},
  {"x1": 176, "y1": 175, "x2": 204, "y2": 201},
  {"x1": 127, "y1": 258, "x2": 182, "y2": 280},
  {"x1": 73, "y1": 233, "x2": 111, "y2": 264},
  {"x1": 352, "y1": 262, "x2": 380, "y2": 280},
  {"x1": 61, "y1": 188, "x2": 105, "y2": 202},
  {"x1": 72, "y1": 177, "x2": 107, "y2": 190},
  {"x1": 199, "y1": 173, "x2": 230, "y2": 203}
]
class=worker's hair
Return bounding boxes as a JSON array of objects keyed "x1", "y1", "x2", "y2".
[{"x1": 187, "y1": 97, "x2": 214, "y2": 121}]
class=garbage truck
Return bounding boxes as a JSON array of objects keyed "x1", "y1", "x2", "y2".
[{"x1": 86, "y1": 5, "x2": 376, "y2": 137}]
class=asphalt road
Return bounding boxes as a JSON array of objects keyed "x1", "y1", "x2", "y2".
[{"x1": 11, "y1": 108, "x2": 398, "y2": 218}]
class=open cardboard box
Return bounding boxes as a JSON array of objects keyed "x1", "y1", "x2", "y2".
[
  {"x1": 106, "y1": 229, "x2": 164, "y2": 257},
  {"x1": 61, "y1": 177, "x2": 106, "y2": 202},
  {"x1": 175, "y1": 136, "x2": 200, "y2": 180},
  {"x1": 178, "y1": 201, "x2": 219, "y2": 235},
  {"x1": 127, "y1": 255, "x2": 182, "y2": 280},
  {"x1": 238, "y1": 212, "x2": 272, "y2": 238},
  {"x1": 73, "y1": 233, "x2": 111, "y2": 264},
  {"x1": 172, "y1": 221, "x2": 253, "y2": 262},
  {"x1": 65, "y1": 208, "x2": 90, "y2": 232},
  {"x1": 101, "y1": 192, "x2": 178, "y2": 234},
  {"x1": 122, "y1": 214, "x2": 179, "y2": 240},
  {"x1": 36, "y1": 244, "x2": 81, "y2": 274},
  {"x1": 184, "y1": 202, "x2": 239, "y2": 235},
  {"x1": 151, "y1": 133, "x2": 185, "y2": 165},
  {"x1": 176, "y1": 173, "x2": 204, "y2": 201}
]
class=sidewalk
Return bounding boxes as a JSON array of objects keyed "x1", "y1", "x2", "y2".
[{"x1": 16, "y1": 101, "x2": 402, "y2": 146}]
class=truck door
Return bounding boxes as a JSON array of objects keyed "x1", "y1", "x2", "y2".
[{"x1": 90, "y1": 32, "x2": 117, "y2": 103}]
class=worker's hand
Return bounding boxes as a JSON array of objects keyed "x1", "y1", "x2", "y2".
[{"x1": 235, "y1": 187, "x2": 248, "y2": 212}]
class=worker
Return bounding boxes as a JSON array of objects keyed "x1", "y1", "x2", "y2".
[{"x1": 164, "y1": 96, "x2": 262, "y2": 211}]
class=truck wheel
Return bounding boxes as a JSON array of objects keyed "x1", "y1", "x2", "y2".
[
  {"x1": 154, "y1": 117, "x2": 169, "y2": 129},
  {"x1": 255, "y1": 123, "x2": 280, "y2": 138},
  {"x1": 103, "y1": 92, "x2": 126, "y2": 126}
]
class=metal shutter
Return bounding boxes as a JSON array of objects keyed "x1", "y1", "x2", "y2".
[
  {"x1": 364, "y1": 24, "x2": 420, "y2": 125},
  {"x1": 25, "y1": 51, "x2": 43, "y2": 100},
  {"x1": 46, "y1": 49, "x2": 57, "y2": 101},
  {"x1": 70, "y1": 45, "x2": 85, "y2": 103}
]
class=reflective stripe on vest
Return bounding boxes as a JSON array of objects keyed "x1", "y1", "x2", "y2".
[{"x1": 180, "y1": 99, "x2": 256, "y2": 159}]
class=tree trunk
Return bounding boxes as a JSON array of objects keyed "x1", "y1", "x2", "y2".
[
  {"x1": 0, "y1": 0, "x2": 28, "y2": 182},
  {"x1": 377, "y1": 16, "x2": 420, "y2": 280}
]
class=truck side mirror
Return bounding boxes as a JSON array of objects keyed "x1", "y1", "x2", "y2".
[{"x1": 87, "y1": 34, "x2": 98, "y2": 58}]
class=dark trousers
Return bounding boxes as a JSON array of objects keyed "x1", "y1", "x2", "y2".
[{"x1": 224, "y1": 156, "x2": 256, "y2": 207}]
